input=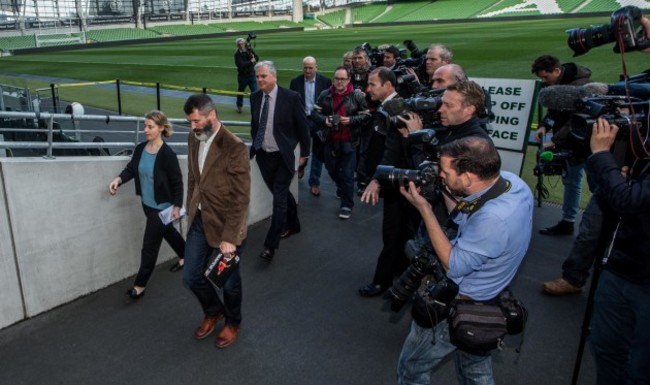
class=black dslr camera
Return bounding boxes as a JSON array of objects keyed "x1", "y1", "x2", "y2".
[
  {"x1": 379, "y1": 88, "x2": 444, "y2": 132},
  {"x1": 387, "y1": 242, "x2": 458, "y2": 312},
  {"x1": 567, "y1": 5, "x2": 650, "y2": 56},
  {"x1": 375, "y1": 129, "x2": 442, "y2": 200},
  {"x1": 328, "y1": 114, "x2": 341, "y2": 131}
]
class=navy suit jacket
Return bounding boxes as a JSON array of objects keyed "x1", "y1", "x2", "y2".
[
  {"x1": 290, "y1": 73, "x2": 332, "y2": 136},
  {"x1": 250, "y1": 86, "x2": 311, "y2": 172},
  {"x1": 289, "y1": 73, "x2": 332, "y2": 112}
]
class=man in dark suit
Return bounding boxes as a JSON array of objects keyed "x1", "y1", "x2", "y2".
[
  {"x1": 289, "y1": 56, "x2": 332, "y2": 196},
  {"x1": 250, "y1": 61, "x2": 310, "y2": 261},
  {"x1": 182, "y1": 93, "x2": 251, "y2": 348}
]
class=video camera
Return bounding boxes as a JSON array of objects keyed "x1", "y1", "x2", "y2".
[
  {"x1": 387, "y1": 241, "x2": 458, "y2": 312},
  {"x1": 535, "y1": 92, "x2": 649, "y2": 176},
  {"x1": 245, "y1": 32, "x2": 256, "y2": 48},
  {"x1": 567, "y1": 5, "x2": 650, "y2": 57}
]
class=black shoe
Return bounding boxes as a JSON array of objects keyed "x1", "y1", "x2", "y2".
[
  {"x1": 125, "y1": 288, "x2": 145, "y2": 299},
  {"x1": 259, "y1": 248, "x2": 275, "y2": 261},
  {"x1": 236, "y1": 106, "x2": 242, "y2": 113},
  {"x1": 169, "y1": 261, "x2": 184, "y2": 272},
  {"x1": 358, "y1": 283, "x2": 387, "y2": 297},
  {"x1": 280, "y1": 228, "x2": 300, "y2": 239},
  {"x1": 539, "y1": 220, "x2": 574, "y2": 236}
]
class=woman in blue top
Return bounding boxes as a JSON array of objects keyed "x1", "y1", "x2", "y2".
[{"x1": 108, "y1": 110, "x2": 186, "y2": 299}]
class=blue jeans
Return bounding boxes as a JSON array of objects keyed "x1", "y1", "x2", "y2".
[
  {"x1": 183, "y1": 212, "x2": 242, "y2": 325},
  {"x1": 561, "y1": 162, "x2": 585, "y2": 222},
  {"x1": 590, "y1": 270, "x2": 650, "y2": 385},
  {"x1": 397, "y1": 321, "x2": 495, "y2": 385},
  {"x1": 309, "y1": 147, "x2": 323, "y2": 187},
  {"x1": 324, "y1": 141, "x2": 356, "y2": 209},
  {"x1": 237, "y1": 74, "x2": 257, "y2": 108}
]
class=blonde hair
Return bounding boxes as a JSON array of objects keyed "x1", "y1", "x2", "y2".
[{"x1": 145, "y1": 110, "x2": 173, "y2": 138}]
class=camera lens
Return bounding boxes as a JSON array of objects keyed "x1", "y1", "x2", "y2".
[{"x1": 566, "y1": 23, "x2": 613, "y2": 56}]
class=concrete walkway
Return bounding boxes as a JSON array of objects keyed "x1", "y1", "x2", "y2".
[{"x1": 0, "y1": 171, "x2": 596, "y2": 385}]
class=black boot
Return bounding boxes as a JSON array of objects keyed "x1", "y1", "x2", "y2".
[{"x1": 539, "y1": 220, "x2": 574, "y2": 236}]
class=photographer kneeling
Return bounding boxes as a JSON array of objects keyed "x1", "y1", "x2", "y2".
[
  {"x1": 396, "y1": 136, "x2": 533, "y2": 385},
  {"x1": 588, "y1": 118, "x2": 650, "y2": 385}
]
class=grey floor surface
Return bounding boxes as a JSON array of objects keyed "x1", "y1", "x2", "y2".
[{"x1": 0, "y1": 173, "x2": 596, "y2": 385}]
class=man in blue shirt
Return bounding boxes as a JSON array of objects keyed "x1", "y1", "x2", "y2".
[{"x1": 397, "y1": 136, "x2": 533, "y2": 384}]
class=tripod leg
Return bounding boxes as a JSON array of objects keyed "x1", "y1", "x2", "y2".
[{"x1": 570, "y1": 214, "x2": 618, "y2": 385}]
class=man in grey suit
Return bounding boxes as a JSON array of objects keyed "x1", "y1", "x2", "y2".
[
  {"x1": 289, "y1": 56, "x2": 332, "y2": 196},
  {"x1": 250, "y1": 61, "x2": 311, "y2": 262}
]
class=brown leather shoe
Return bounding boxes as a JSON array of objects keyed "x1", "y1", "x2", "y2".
[
  {"x1": 215, "y1": 324, "x2": 240, "y2": 348},
  {"x1": 543, "y1": 277, "x2": 582, "y2": 295},
  {"x1": 194, "y1": 314, "x2": 223, "y2": 340}
]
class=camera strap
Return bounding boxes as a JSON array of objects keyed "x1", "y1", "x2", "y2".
[{"x1": 452, "y1": 176, "x2": 511, "y2": 219}]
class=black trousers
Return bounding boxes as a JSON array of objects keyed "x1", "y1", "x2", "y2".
[
  {"x1": 371, "y1": 189, "x2": 421, "y2": 289},
  {"x1": 134, "y1": 204, "x2": 186, "y2": 288},
  {"x1": 255, "y1": 151, "x2": 300, "y2": 250}
]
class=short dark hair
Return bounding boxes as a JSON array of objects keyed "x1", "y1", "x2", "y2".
[
  {"x1": 385, "y1": 45, "x2": 400, "y2": 59},
  {"x1": 531, "y1": 54, "x2": 561, "y2": 74},
  {"x1": 369, "y1": 66, "x2": 397, "y2": 88},
  {"x1": 439, "y1": 136, "x2": 500, "y2": 180},
  {"x1": 183, "y1": 93, "x2": 216, "y2": 116},
  {"x1": 446, "y1": 80, "x2": 485, "y2": 115},
  {"x1": 334, "y1": 66, "x2": 351, "y2": 78}
]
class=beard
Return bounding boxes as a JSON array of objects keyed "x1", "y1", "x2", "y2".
[{"x1": 193, "y1": 121, "x2": 213, "y2": 141}]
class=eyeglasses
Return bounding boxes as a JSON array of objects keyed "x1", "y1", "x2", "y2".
[{"x1": 334, "y1": 77, "x2": 350, "y2": 82}]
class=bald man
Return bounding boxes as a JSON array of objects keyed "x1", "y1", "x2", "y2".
[{"x1": 289, "y1": 56, "x2": 332, "y2": 196}]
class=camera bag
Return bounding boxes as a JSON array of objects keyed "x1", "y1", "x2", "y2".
[{"x1": 448, "y1": 300, "x2": 507, "y2": 352}]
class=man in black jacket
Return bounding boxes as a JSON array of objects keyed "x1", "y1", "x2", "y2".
[
  {"x1": 250, "y1": 61, "x2": 310, "y2": 262},
  {"x1": 234, "y1": 37, "x2": 259, "y2": 114},
  {"x1": 587, "y1": 118, "x2": 650, "y2": 385},
  {"x1": 532, "y1": 55, "x2": 592, "y2": 237},
  {"x1": 289, "y1": 56, "x2": 332, "y2": 196},
  {"x1": 311, "y1": 66, "x2": 371, "y2": 218},
  {"x1": 358, "y1": 67, "x2": 422, "y2": 297}
]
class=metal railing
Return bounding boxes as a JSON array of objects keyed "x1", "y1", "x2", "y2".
[{"x1": 0, "y1": 110, "x2": 251, "y2": 158}]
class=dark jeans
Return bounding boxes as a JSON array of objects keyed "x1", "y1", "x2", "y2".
[
  {"x1": 324, "y1": 141, "x2": 356, "y2": 209},
  {"x1": 237, "y1": 74, "x2": 257, "y2": 108},
  {"x1": 372, "y1": 189, "x2": 421, "y2": 289},
  {"x1": 183, "y1": 211, "x2": 242, "y2": 324},
  {"x1": 562, "y1": 193, "x2": 605, "y2": 287},
  {"x1": 309, "y1": 142, "x2": 323, "y2": 187},
  {"x1": 134, "y1": 204, "x2": 186, "y2": 288},
  {"x1": 255, "y1": 150, "x2": 300, "y2": 250},
  {"x1": 590, "y1": 270, "x2": 650, "y2": 385}
]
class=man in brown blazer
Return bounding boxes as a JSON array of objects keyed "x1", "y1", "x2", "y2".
[{"x1": 182, "y1": 94, "x2": 251, "y2": 349}]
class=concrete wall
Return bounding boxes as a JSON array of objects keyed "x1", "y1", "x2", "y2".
[{"x1": 0, "y1": 153, "x2": 295, "y2": 330}]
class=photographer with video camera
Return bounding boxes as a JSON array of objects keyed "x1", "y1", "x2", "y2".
[
  {"x1": 531, "y1": 55, "x2": 593, "y2": 237},
  {"x1": 587, "y1": 117, "x2": 650, "y2": 385},
  {"x1": 234, "y1": 35, "x2": 259, "y2": 114},
  {"x1": 311, "y1": 66, "x2": 371, "y2": 219},
  {"x1": 396, "y1": 136, "x2": 533, "y2": 385}
]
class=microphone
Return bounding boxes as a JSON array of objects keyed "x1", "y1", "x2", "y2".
[
  {"x1": 539, "y1": 151, "x2": 555, "y2": 162},
  {"x1": 538, "y1": 83, "x2": 608, "y2": 111},
  {"x1": 539, "y1": 150, "x2": 573, "y2": 162}
]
